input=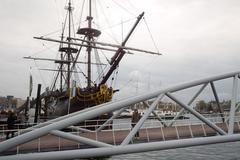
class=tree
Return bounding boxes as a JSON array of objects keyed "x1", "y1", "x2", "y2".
[{"x1": 196, "y1": 100, "x2": 207, "y2": 113}]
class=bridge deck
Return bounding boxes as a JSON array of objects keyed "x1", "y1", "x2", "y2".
[{"x1": 1, "y1": 122, "x2": 240, "y2": 155}]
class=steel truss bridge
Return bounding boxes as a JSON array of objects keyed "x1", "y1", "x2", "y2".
[{"x1": 1, "y1": 71, "x2": 240, "y2": 159}]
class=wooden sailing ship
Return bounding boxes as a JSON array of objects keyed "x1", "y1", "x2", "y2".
[{"x1": 23, "y1": 0, "x2": 160, "y2": 119}]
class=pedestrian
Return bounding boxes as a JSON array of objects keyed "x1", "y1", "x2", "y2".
[
  {"x1": 6, "y1": 111, "x2": 17, "y2": 139},
  {"x1": 132, "y1": 109, "x2": 141, "y2": 138}
]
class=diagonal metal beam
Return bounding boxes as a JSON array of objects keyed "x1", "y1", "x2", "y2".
[
  {"x1": 20, "y1": 100, "x2": 118, "y2": 134},
  {"x1": 228, "y1": 75, "x2": 238, "y2": 134},
  {"x1": 143, "y1": 101, "x2": 167, "y2": 127},
  {"x1": 121, "y1": 94, "x2": 165, "y2": 145},
  {"x1": 166, "y1": 93, "x2": 227, "y2": 135},
  {"x1": 68, "y1": 126, "x2": 94, "y2": 133},
  {"x1": 226, "y1": 102, "x2": 240, "y2": 122},
  {"x1": 50, "y1": 130, "x2": 112, "y2": 148},
  {"x1": 168, "y1": 83, "x2": 208, "y2": 127},
  {"x1": 210, "y1": 82, "x2": 225, "y2": 122},
  {"x1": 151, "y1": 110, "x2": 167, "y2": 127},
  {"x1": 2, "y1": 134, "x2": 240, "y2": 160},
  {"x1": 96, "y1": 107, "x2": 127, "y2": 132},
  {"x1": 187, "y1": 83, "x2": 208, "y2": 106}
]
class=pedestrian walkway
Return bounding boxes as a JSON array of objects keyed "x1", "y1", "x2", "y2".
[{"x1": 1, "y1": 122, "x2": 239, "y2": 155}]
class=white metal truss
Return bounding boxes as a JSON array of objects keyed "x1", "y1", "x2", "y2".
[{"x1": 0, "y1": 71, "x2": 240, "y2": 159}]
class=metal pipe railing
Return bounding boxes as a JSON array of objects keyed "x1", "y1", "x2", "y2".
[{"x1": 0, "y1": 114, "x2": 240, "y2": 140}]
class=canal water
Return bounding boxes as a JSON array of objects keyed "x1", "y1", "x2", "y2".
[{"x1": 109, "y1": 141, "x2": 240, "y2": 160}]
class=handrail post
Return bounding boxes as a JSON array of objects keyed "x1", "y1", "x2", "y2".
[{"x1": 228, "y1": 75, "x2": 238, "y2": 134}]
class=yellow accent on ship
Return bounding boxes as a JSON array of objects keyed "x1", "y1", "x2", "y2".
[
  {"x1": 74, "y1": 84, "x2": 113, "y2": 105},
  {"x1": 57, "y1": 84, "x2": 113, "y2": 107}
]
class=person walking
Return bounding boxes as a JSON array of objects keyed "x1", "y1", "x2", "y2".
[
  {"x1": 132, "y1": 109, "x2": 141, "y2": 138},
  {"x1": 6, "y1": 111, "x2": 17, "y2": 139}
]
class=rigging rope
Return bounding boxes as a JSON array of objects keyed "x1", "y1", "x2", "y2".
[
  {"x1": 28, "y1": 44, "x2": 58, "y2": 57},
  {"x1": 143, "y1": 17, "x2": 160, "y2": 54},
  {"x1": 111, "y1": 0, "x2": 137, "y2": 17},
  {"x1": 41, "y1": 29, "x2": 62, "y2": 38},
  {"x1": 112, "y1": 67, "x2": 119, "y2": 88},
  {"x1": 73, "y1": 66, "x2": 82, "y2": 88},
  {"x1": 94, "y1": 59, "x2": 109, "y2": 84},
  {"x1": 50, "y1": 66, "x2": 60, "y2": 91},
  {"x1": 93, "y1": 43, "x2": 111, "y2": 83},
  {"x1": 70, "y1": 12, "x2": 76, "y2": 38},
  {"x1": 110, "y1": 66, "x2": 119, "y2": 88},
  {"x1": 33, "y1": 60, "x2": 47, "y2": 89},
  {"x1": 93, "y1": 47, "x2": 103, "y2": 82},
  {"x1": 40, "y1": 10, "x2": 68, "y2": 38},
  {"x1": 97, "y1": 0, "x2": 119, "y2": 44},
  {"x1": 117, "y1": 78, "x2": 134, "y2": 91},
  {"x1": 126, "y1": 0, "x2": 139, "y2": 14},
  {"x1": 54, "y1": 0, "x2": 64, "y2": 28},
  {"x1": 97, "y1": 18, "x2": 136, "y2": 31},
  {"x1": 50, "y1": 50, "x2": 61, "y2": 91},
  {"x1": 98, "y1": 44, "x2": 110, "y2": 64},
  {"x1": 76, "y1": 65, "x2": 94, "y2": 86},
  {"x1": 77, "y1": 0, "x2": 86, "y2": 29},
  {"x1": 93, "y1": 0, "x2": 98, "y2": 29}
]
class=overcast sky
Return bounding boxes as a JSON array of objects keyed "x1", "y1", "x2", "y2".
[{"x1": 0, "y1": 0, "x2": 240, "y2": 102}]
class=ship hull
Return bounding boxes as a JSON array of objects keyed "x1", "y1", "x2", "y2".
[{"x1": 52, "y1": 84, "x2": 113, "y2": 116}]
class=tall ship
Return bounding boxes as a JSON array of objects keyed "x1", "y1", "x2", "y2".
[{"x1": 23, "y1": 0, "x2": 160, "y2": 120}]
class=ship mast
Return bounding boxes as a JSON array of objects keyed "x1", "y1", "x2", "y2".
[
  {"x1": 59, "y1": 27, "x2": 64, "y2": 92},
  {"x1": 100, "y1": 12, "x2": 145, "y2": 85},
  {"x1": 30, "y1": 2, "x2": 158, "y2": 91},
  {"x1": 67, "y1": 0, "x2": 72, "y2": 90},
  {"x1": 87, "y1": 0, "x2": 93, "y2": 89},
  {"x1": 56, "y1": 0, "x2": 77, "y2": 91}
]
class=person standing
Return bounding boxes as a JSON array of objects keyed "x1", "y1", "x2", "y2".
[
  {"x1": 132, "y1": 109, "x2": 141, "y2": 138},
  {"x1": 6, "y1": 111, "x2": 17, "y2": 139}
]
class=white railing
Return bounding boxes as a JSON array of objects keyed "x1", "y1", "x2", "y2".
[{"x1": 1, "y1": 114, "x2": 240, "y2": 151}]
